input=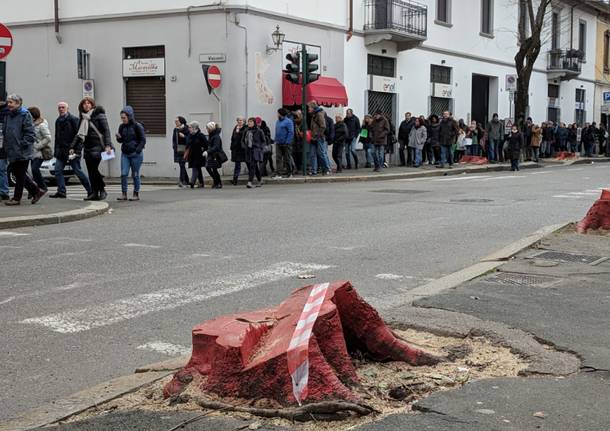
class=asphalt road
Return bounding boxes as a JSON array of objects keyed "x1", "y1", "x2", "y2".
[{"x1": 1, "y1": 163, "x2": 609, "y2": 421}]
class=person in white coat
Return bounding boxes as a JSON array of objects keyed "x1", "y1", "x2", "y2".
[
  {"x1": 408, "y1": 118, "x2": 427, "y2": 168},
  {"x1": 28, "y1": 107, "x2": 52, "y2": 192}
]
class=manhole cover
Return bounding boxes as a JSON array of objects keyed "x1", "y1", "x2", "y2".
[
  {"x1": 530, "y1": 251, "x2": 608, "y2": 265},
  {"x1": 450, "y1": 199, "x2": 494, "y2": 203},
  {"x1": 482, "y1": 272, "x2": 562, "y2": 288},
  {"x1": 370, "y1": 189, "x2": 428, "y2": 194}
]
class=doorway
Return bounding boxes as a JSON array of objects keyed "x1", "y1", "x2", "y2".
[{"x1": 471, "y1": 74, "x2": 490, "y2": 126}]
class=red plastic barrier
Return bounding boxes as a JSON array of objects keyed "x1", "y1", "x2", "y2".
[
  {"x1": 576, "y1": 189, "x2": 610, "y2": 233},
  {"x1": 164, "y1": 281, "x2": 439, "y2": 405}
]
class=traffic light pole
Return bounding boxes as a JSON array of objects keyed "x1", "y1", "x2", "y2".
[{"x1": 301, "y1": 44, "x2": 309, "y2": 177}]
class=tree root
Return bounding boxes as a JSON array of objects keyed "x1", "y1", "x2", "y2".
[{"x1": 188, "y1": 395, "x2": 378, "y2": 422}]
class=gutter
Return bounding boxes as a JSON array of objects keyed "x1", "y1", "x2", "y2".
[{"x1": 54, "y1": 0, "x2": 62, "y2": 43}]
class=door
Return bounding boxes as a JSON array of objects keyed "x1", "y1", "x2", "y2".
[{"x1": 471, "y1": 74, "x2": 490, "y2": 126}]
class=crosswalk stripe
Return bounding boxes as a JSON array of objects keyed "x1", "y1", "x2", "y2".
[{"x1": 20, "y1": 262, "x2": 332, "y2": 333}]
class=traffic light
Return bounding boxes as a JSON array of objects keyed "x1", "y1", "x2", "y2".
[
  {"x1": 285, "y1": 52, "x2": 300, "y2": 84},
  {"x1": 305, "y1": 52, "x2": 319, "y2": 84}
]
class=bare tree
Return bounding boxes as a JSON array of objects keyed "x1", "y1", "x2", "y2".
[{"x1": 515, "y1": 0, "x2": 553, "y2": 124}]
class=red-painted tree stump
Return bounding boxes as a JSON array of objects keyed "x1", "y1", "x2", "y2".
[
  {"x1": 164, "y1": 281, "x2": 439, "y2": 405},
  {"x1": 577, "y1": 189, "x2": 610, "y2": 233},
  {"x1": 554, "y1": 151, "x2": 577, "y2": 160},
  {"x1": 459, "y1": 155, "x2": 488, "y2": 165}
]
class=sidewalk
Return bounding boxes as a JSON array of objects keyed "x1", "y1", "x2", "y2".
[
  {"x1": 0, "y1": 197, "x2": 109, "y2": 229},
  {"x1": 6, "y1": 224, "x2": 610, "y2": 430}
]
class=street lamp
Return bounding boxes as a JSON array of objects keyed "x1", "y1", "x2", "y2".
[{"x1": 266, "y1": 25, "x2": 285, "y2": 54}]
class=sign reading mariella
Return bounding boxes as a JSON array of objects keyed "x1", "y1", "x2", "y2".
[{"x1": 122, "y1": 58, "x2": 165, "y2": 77}]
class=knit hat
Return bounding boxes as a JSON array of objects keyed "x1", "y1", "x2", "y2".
[
  {"x1": 206, "y1": 121, "x2": 216, "y2": 130},
  {"x1": 255, "y1": 117, "x2": 262, "y2": 125}
]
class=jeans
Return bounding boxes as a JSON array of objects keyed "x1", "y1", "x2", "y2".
[
  {"x1": 9, "y1": 160, "x2": 40, "y2": 201},
  {"x1": 310, "y1": 138, "x2": 330, "y2": 173},
  {"x1": 177, "y1": 160, "x2": 189, "y2": 184},
  {"x1": 248, "y1": 160, "x2": 262, "y2": 183},
  {"x1": 409, "y1": 147, "x2": 422, "y2": 166},
  {"x1": 399, "y1": 141, "x2": 407, "y2": 166},
  {"x1": 372, "y1": 145, "x2": 384, "y2": 169},
  {"x1": 233, "y1": 161, "x2": 242, "y2": 179},
  {"x1": 85, "y1": 157, "x2": 105, "y2": 194},
  {"x1": 364, "y1": 142, "x2": 374, "y2": 165},
  {"x1": 487, "y1": 138, "x2": 498, "y2": 162},
  {"x1": 31, "y1": 158, "x2": 47, "y2": 190},
  {"x1": 345, "y1": 137, "x2": 358, "y2": 168},
  {"x1": 121, "y1": 152, "x2": 143, "y2": 193},
  {"x1": 261, "y1": 151, "x2": 275, "y2": 176},
  {"x1": 440, "y1": 145, "x2": 453, "y2": 166},
  {"x1": 277, "y1": 144, "x2": 295, "y2": 175},
  {"x1": 0, "y1": 158, "x2": 9, "y2": 195},
  {"x1": 55, "y1": 157, "x2": 91, "y2": 195},
  {"x1": 190, "y1": 167, "x2": 204, "y2": 186},
  {"x1": 332, "y1": 143, "x2": 345, "y2": 171},
  {"x1": 532, "y1": 147, "x2": 540, "y2": 162},
  {"x1": 468, "y1": 145, "x2": 480, "y2": 156},
  {"x1": 511, "y1": 159, "x2": 520, "y2": 171}
]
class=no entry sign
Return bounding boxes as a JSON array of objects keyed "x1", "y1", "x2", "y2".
[
  {"x1": 0, "y1": 24, "x2": 13, "y2": 60},
  {"x1": 207, "y1": 65, "x2": 221, "y2": 89}
]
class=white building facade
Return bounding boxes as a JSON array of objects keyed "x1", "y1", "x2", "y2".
[{"x1": 1, "y1": 0, "x2": 604, "y2": 177}]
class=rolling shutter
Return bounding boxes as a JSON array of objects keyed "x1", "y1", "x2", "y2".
[{"x1": 125, "y1": 76, "x2": 166, "y2": 136}]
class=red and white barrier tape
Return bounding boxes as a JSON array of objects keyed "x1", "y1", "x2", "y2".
[{"x1": 286, "y1": 282, "x2": 330, "y2": 405}]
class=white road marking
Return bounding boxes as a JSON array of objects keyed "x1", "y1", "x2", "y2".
[
  {"x1": 528, "y1": 171, "x2": 552, "y2": 175},
  {"x1": 0, "y1": 245, "x2": 22, "y2": 249},
  {"x1": 567, "y1": 192, "x2": 600, "y2": 196},
  {"x1": 552, "y1": 195, "x2": 583, "y2": 199},
  {"x1": 0, "y1": 232, "x2": 30, "y2": 237},
  {"x1": 54, "y1": 282, "x2": 85, "y2": 292},
  {"x1": 0, "y1": 296, "x2": 15, "y2": 306},
  {"x1": 328, "y1": 246, "x2": 362, "y2": 251},
  {"x1": 137, "y1": 341, "x2": 191, "y2": 356},
  {"x1": 123, "y1": 243, "x2": 162, "y2": 249},
  {"x1": 477, "y1": 175, "x2": 524, "y2": 181},
  {"x1": 191, "y1": 253, "x2": 210, "y2": 257},
  {"x1": 567, "y1": 168, "x2": 584, "y2": 171},
  {"x1": 432, "y1": 175, "x2": 490, "y2": 182},
  {"x1": 376, "y1": 273, "x2": 404, "y2": 280},
  {"x1": 34, "y1": 237, "x2": 93, "y2": 243},
  {"x1": 21, "y1": 262, "x2": 332, "y2": 333}
]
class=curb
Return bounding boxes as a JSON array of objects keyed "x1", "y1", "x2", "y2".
[
  {"x1": 570, "y1": 157, "x2": 610, "y2": 165},
  {"x1": 0, "y1": 201, "x2": 109, "y2": 230},
  {"x1": 0, "y1": 221, "x2": 572, "y2": 430},
  {"x1": 107, "y1": 162, "x2": 543, "y2": 187}
]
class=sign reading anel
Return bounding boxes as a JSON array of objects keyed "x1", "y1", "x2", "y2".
[{"x1": 123, "y1": 58, "x2": 165, "y2": 77}]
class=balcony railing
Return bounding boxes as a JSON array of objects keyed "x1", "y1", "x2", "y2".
[
  {"x1": 547, "y1": 49, "x2": 583, "y2": 75},
  {"x1": 364, "y1": 0, "x2": 427, "y2": 38}
]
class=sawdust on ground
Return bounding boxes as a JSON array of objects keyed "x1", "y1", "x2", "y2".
[{"x1": 64, "y1": 328, "x2": 529, "y2": 431}]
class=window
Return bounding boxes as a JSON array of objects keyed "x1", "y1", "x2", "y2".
[
  {"x1": 430, "y1": 97, "x2": 452, "y2": 116},
  {"x1": 548, "y1": 84, "x2": 560, "y2": 99},
  {"x1": 578, "y1": 20, "x2": 587, "y2": 59},
  {"x1": 430, "y1": 65, "x2": 451, "y2": 84},
  {"x1": 367, "y1": 55, "x2": 395, "y2": 77},
  {"x1": 604, "y1": 31, "x2": 610, "y2": 73},
  {"x1": 575, "y1": 88, "x2": 586, "y2": 126},
  {"x1": 123, "y1": 45, "x2": 166, "y2": 136},
  {"x1": 551, "y1": 12, "x2": 560, "y2": 51},
  {"x1": 548, "y1": 84, "x2": 560, "y2": 123},
  {"x1": 436, "y1": 0, "x2": 451, "y2": 24},
  {"x1": 547, "y1": 107, "x2": 560, "y2": 123},
  {"x1": 481, "y1": 0, "x2": 493, "y2": 35}
]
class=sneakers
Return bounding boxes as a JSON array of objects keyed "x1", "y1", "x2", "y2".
[
  {"x1": 247, "y1": 181, "x2": 253, "y2": 188},
  {"x1": 83, "y1": 193, "x2": 97, "y2": 201},
  {"x1": 117, "y1": 193, "x2": 128, "y2": 201},
  {"x1": 31, "y1": 189, "x2": 47, "y2": 205},
  {"x1": 49, "y1": 192, "x2": 67, "y2": 199},
  {"x1": 4, "y1": 199, "x2": 20, "y2": 206},
  {"x1": 129, "y1": 192, "x2": 140, "y2": 201},
  {"x1": 98, "y1": 190, "x2": 108, "y2": 201},
  {"x1": 256, "y1": 180, "x2": 263, "y2": 188}
]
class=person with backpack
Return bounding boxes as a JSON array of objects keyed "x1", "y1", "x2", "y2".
[
  {"x1": 257, "y1": 117, "x2": 275, "y2": 177},
  {"x1": 115, "y1": 106, "x2": 146, "y2": 201},
  {"x1": 50, "y1": 102, "x2": 92, "y2": 199}
]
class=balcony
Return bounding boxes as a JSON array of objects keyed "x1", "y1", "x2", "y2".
[
  {"x1": 547, "y1": 49, "x2": 583, "y2": 81},
  {"x1": 363, "y1": 0, "x2": 427, "y2": 51}
]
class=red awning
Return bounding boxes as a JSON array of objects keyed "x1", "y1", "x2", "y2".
[{"x1": 282, "y1": 75, "x2": 348, "y2": 107}]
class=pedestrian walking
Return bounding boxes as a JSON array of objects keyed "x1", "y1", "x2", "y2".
[
  {"x1": 307, "y1": 102, "x2": 331, "y2": 176},
  {"x1": 485, "y1": 113, "x2": 504, "y2": 163},
  {"x1": 115, "y1": 106, "x2": 145, "y2": 201},
  {"x1": 0, "y1": 98, "x2": 10, "y2": 200},
  {"x1": 531, "y1": 123, "x2": 542, "y2": 162},
  {"x1": 242, "y1": 117, "x2": 265, "y2": 188},
  {"x1": 344, "y1": 108, "x2": 360, "y2": 169},
  {"x1": 230, "y1": 116, "x2": 247, "y2": 185},
  {"x1": 370, "y1": 111, "x2": 389, "y2": 172},
  {"x1": 408, "y1": 117, "x2": 427, "y2": 168},
  {"x1": 172, "y1": 116, "x2": 190, "y2": 187},
  {"x1": 50, "y1": 102, "x2": 92, "y2": 199},
  {"x1": 3, "y1": 94, "x2": 46, "y2": 206},
  {"x1": 186, "y1": 121, "x2": 207, "y2": 188},
  {"x1": 205, "y1": 121, "x2": 224, "y2": 188},
  {"x1": 438, "y1": 111, "x2": 456, "y2": 168},
  {"x1": 332, "y1": 114, "x2": 348, "y2": 173},
  {"x1": 508, "y1": 125, "x2": 523, "y2": 171},
  {"x1": 384, "y1": 115, "x2": 396, "y2": 168},
  {"x1": 398, "y1": 112, "x2": 415, "y2": 166},
  {"x1": 257, "y1": 117, "x2": 275, "y2": 177},
  {"x1": 28, "y1": 107, "x2": 52, "y2": 192},
  {"x1": 71, "y1": 97, "x2": 113, "y2": 201},
  {"x1": 274, "y1": 108, "x2": 295, "y2": 177}
]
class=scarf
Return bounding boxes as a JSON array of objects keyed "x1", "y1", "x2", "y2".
[
  {"x1": 245, "y1": 129, "x2": 254, "y2": 148},
  {"x1": 77, "y1": 110, "x2": 93, "y2": 141}
]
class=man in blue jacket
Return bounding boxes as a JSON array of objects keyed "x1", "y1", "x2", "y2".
[{"x1": 274, "y1": 108, "x2": 295, "y2": 178}]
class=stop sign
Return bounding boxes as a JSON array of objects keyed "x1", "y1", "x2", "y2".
[
  {"x1": 0, "y1": 24, "x2": 13, "y2": 60},
  {"x1": 207, "y1": 65, "x2": 221, "y2": 89}
]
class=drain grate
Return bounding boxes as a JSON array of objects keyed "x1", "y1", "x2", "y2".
[
  {"x1": 450, "y1": 199, "x2": 494, "y2": 203},
  {"x1": 530, "y1": 250, "x2": 608, "y2": 266},
  {"x1": 370, "y1": 189, "x2": 428, "y2": 194},
  {"x1": 482, "y1": 272, "x2": 563, "y2": 288}
]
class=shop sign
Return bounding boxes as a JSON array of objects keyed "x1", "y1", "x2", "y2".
[
  {"x1": 123, "y1": 58, "x2": 165, "y2": 77},
  {"x1": 575, "y1": 102, "x2": 585, "y2": 110},
  {"x1": 603, "y1": 92, "x2": 610, "y2": 105},
  {"x1": 432, "y1": 83, "x2": 453, "y2": 98},
  {"x1": 370, "y1": 75, "x2": 397, "y2": 93}
]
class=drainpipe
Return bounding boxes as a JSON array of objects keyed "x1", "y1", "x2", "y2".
[
  {"x1": 54, "y1": 0, "x2": 62, "y2": 43},
  {"x1": 570, "y1": 6, "x2": 574, "y2": 51},
  {"x1": 233, "y1": 14, "x2": 249, "y2": 115},
  {"x1": 347, "y1": 0, "x2": 354, "y2": 41}
]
